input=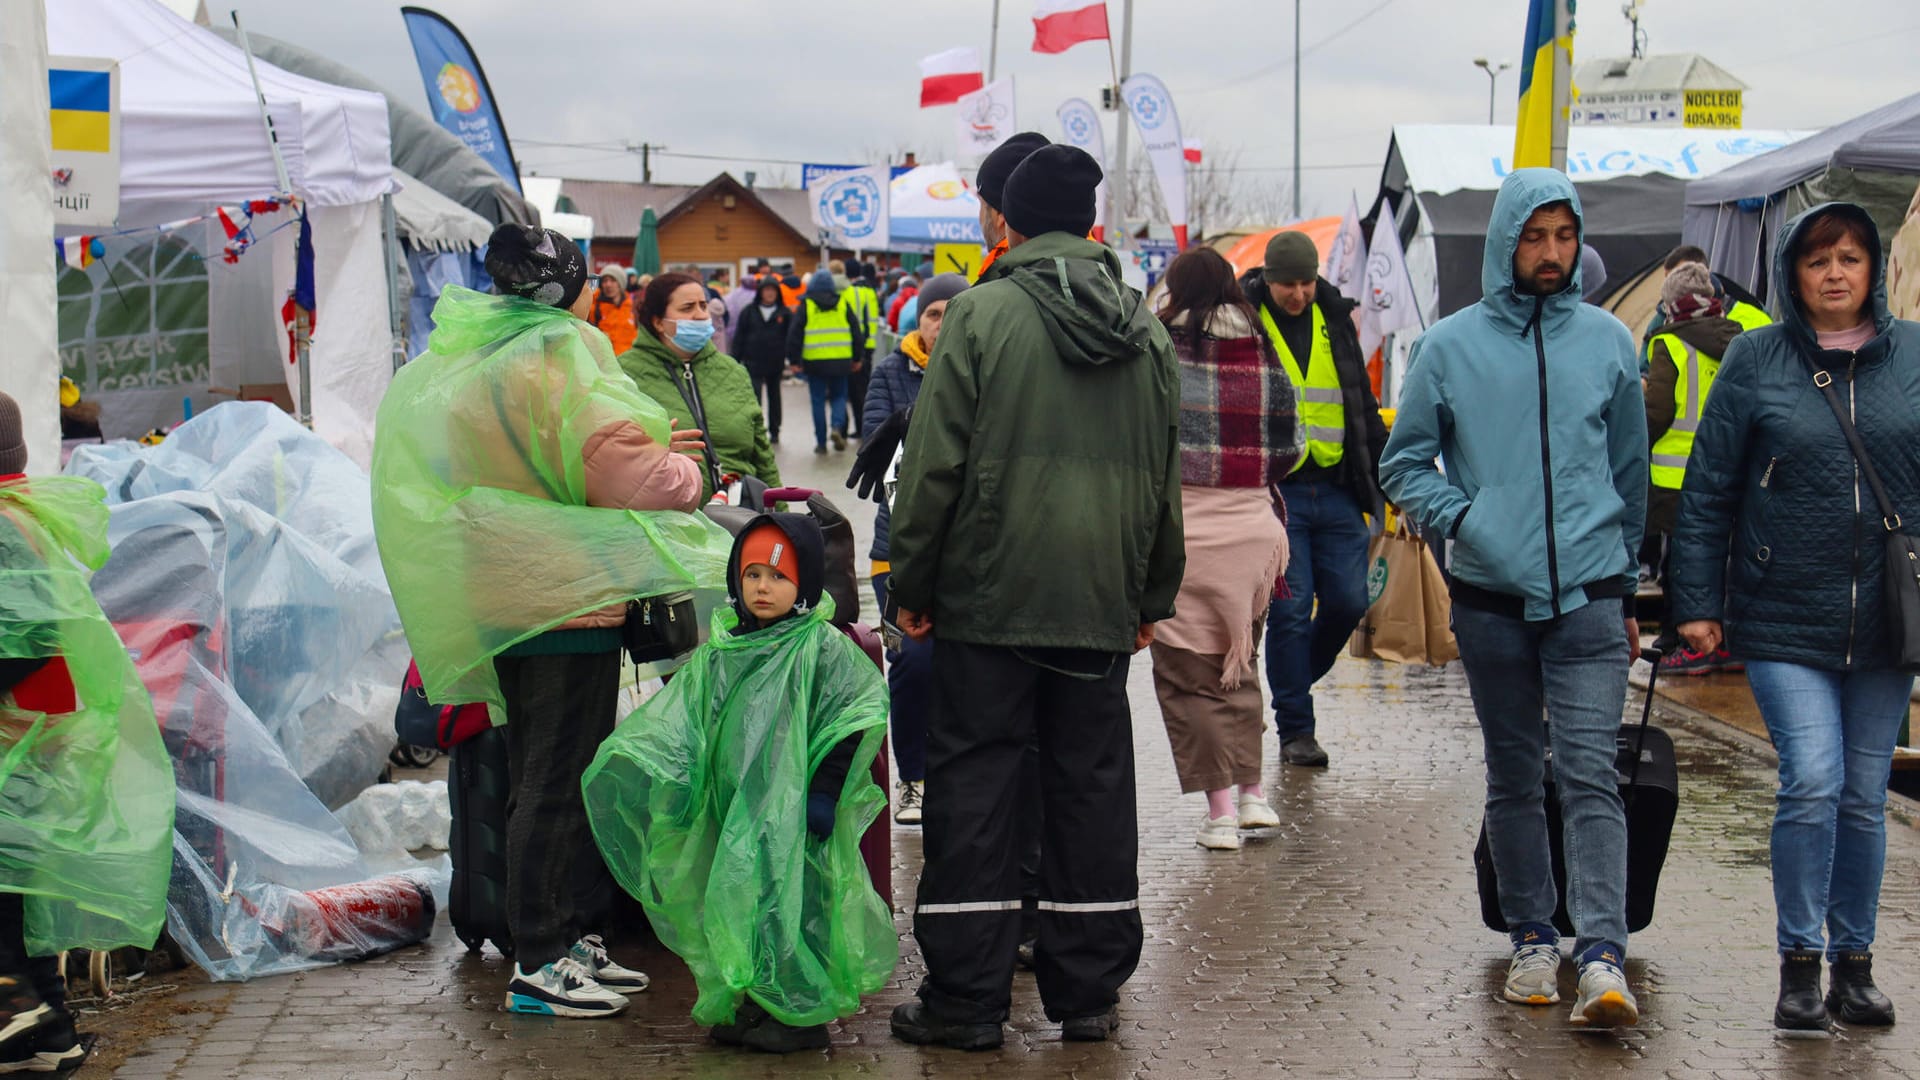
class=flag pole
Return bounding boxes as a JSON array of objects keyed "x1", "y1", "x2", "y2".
[
  {"x1": 988, "y1": 0, "x2": 1001, "y2": 82},
  {"x1": 1109, "y1": 0, "x2": 1133, "y2": 245},
  {"x1": 1550, "y1": 0, "x2": 1571, "y2": 172}
]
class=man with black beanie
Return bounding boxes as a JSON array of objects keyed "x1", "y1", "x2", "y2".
[
  {"x1": 973, "y1": 131, "x2": 1051, "y2": 276},
  {"x1": 888, "y1": 143, "x2": 1184, "y2": 1050}
]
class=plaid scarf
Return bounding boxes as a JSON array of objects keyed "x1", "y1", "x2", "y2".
[{"x1": 1172, "y1": 316, "x2": 1304, "y2": 488}]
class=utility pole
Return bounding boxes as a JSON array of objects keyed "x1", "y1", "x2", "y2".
[
  {"x1": 1292, "y1": 0, "x2": 1301, "y2": 220},
  {"x1": 1108, "y1": 0, "x2": 1133, "y2": 242},
  {"x1": 626, "y1": 142, "x2": 662, "y2": 184},
  {"x1": 988, "y1": 0, "x2": 1001, "y2": 81}
]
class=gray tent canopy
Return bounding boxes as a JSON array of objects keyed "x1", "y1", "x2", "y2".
[
  {"x1": 213, "y1": 29, "x2": 536, "y2": 228},
  {"x1": 1683, "y1": 91, "x2": 1920, "y2": 302}
]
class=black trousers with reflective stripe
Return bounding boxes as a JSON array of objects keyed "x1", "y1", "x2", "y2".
[{"x1": 914, "y1": 639, "x2": 1143, "y2": 1024}]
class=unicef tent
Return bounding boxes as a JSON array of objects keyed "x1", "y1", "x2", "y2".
[
  {"x1": 47, "y1": 0, "x2": 396, "y2": 465},
  {"x1": 889, "y1": 162, "x2": 983, "y2": 252}
]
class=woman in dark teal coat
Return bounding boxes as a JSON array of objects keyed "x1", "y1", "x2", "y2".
[{"x1": 1671, "y1": 202, "x2": 1920, "y2": 1032}]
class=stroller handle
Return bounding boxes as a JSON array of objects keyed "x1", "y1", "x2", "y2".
[{"x1": 761, "y1": 487, "x2": 819, "y2": 503}]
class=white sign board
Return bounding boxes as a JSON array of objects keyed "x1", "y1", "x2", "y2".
[{"x1": 47, "y1": 56, "x2": 120, "y2": 227}]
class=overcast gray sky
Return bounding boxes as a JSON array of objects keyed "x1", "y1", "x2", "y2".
[{"x1": 235, "y1": 0, "x2": 1920, "y2": 217}]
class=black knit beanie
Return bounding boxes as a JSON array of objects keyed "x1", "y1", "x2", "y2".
[
  {"x1": 484, "y1": 224, "x2": 589, "y2": 309},
  {"x1": 1001, "y1": 144, "x2": 1102, "y2": 241},
  {"x1": 976, "y1": 132, "x2": 1051, "y2": 212}
]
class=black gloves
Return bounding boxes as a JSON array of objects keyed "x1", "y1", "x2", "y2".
[
  {"x1": 805, "y1": 792, "x2": 837, "y2": 839},
  {"x1": 845, "y1": 406, "x2": 911, "y2": 504}
]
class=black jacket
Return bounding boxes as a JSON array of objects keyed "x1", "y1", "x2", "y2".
[
  {"x1": 785, "y1": 280, "x2": 866, "y2": 378},
  {"x1": 1670, "y1": 202, "x2": 1920, "y2": 670},
  {"x1": 1240, "y1": 270, "x2": 1387, "y2": 515},
  {"x1": 731, "y1": 300, "x2": 791, "y2": 377}
]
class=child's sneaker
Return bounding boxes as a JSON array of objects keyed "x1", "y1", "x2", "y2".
[
  {"x1": 1569, "y1": 955, "x2": 1639, "y2": 1028},
  {"x1": 504, "y1": 957, "x2": 629, "y2": 1017},
  {"x1": 894, "y1": 780, "x2": 924, "y2": 825},
  {"x1": 0, "y1": 1011, "x2": 90, "y2": 1073},
  {"x1": 0, "y1": 977, "x2": 49, "y2": 1048},
  {"x1": 569, "y1": 935, "x2": 649, "y2": 992}
]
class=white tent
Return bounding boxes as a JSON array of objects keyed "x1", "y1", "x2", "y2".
[
  {"x1": 47, "y1": 0, "x2": 395, "y2": 465},
  {"x1": 0, "y1": 0, "x2": 59, "y2": 473},
  {"x1": 519, "y1": 177, "x2": 596, "y2": 247}
]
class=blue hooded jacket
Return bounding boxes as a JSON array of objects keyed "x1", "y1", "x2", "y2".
[{"x1": 1381, "y1": 169, "x2": 1647, "y2": 621}]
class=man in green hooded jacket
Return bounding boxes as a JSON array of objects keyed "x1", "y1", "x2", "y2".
[{"x1": 887, "y1": 143, "x2": 1184, "y2": 1050}]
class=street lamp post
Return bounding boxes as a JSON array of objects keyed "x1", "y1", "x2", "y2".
[{"x1": 1473, "y1": 57, "x2": 1512, "y2": 125}]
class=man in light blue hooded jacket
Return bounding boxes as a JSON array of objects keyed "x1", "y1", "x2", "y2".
[{"x1": 1381, "y1": 169, "x2": 1648, "y2": 1029}]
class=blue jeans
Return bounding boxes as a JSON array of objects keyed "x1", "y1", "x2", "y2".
[
  {"x1": 1265, "y1": 479, "x2": 1371, "y2": 739},
  {"x1": 1745, "y1": 660, "x2": 1913, "y2": 956},
  {"x1": 807, "y1": 372, "x2": 849, "y2": 448},
  {"x1": 873, "y1": 573, "x2": 930, "y2": 782},
  {"x1": 1453, "y1": 599, "x2": 1630, "y2": 959}
]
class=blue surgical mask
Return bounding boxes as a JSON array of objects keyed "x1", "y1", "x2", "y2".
[{"x1": 671, "y1": 318, "x2": 715, "y2": 353}]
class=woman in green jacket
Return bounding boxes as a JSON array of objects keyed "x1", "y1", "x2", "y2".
[{"x1": 620, "y1": 273, "x2": 780, "y2": 499}]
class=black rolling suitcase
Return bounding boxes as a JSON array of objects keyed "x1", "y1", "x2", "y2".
[{"x1": 1473, "y1": 647, "x2": 1680, "y2": 936}]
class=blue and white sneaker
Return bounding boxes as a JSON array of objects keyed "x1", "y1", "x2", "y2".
[
  {"x1": 504, "y1": 956, "x2": 628, "y2": 1018},
  {"x1": 1569, "y1": 954, "x2": 1639, "y2": 1028},
  {"x1": 570, "y1": 935, "x2": 649, "y2": 993}
]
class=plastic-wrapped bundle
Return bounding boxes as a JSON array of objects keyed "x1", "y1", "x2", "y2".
[
  {"x1": 68, "y1": 403, "x2": 403, "y2": 807},
  {"x1": 582, "y1": 598, "x2": 894, "y2": 1028},
  {"x1": 0, "y1": 477, "x2": 175, "y2": 955},
  {"x1": 369, "y1": 287, "x2": 735, "y2": 719}
]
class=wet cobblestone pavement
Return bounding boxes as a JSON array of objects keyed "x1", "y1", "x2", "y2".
[{"x1": 101, "y1": 387, "x2": 1920, "y2": 1078}]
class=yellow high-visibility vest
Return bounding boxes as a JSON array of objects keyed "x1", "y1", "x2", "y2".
[
  {"x1": 801, "y1": 296, "x2": 855, "y2": 362},
  {"x1": 1726, "y1": 300, "x2": 1772, "y2": 333},
  {"x1": 1649, "y1": 331, "x2": 1722, "y2": 490},
  {"x1": 1259, "y1": 303, "x2": 1345, "y2": 471}
]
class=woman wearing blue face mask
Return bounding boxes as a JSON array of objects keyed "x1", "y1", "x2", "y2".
[{"x1": 620, "y1": 272, "x2": 781, "y2": 500}]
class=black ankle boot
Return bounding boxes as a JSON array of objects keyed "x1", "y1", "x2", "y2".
[
  {"x1": 1775, "y1": 949, "x2": 1830, "y2": 1032},
  {"x1": 1827, "y1": 951, "x2": 1896, "y2": 1026}
]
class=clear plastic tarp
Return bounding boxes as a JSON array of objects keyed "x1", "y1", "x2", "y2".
[{"x1": 68, "y1": 402, "x2": 445, "y2": 980}]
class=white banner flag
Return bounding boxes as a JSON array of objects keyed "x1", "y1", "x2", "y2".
[
  {"x1": 1361, "y1": 195, "x2": 1422, "y2": 359},
  {"x1": 1119, "y1": 73, "x2": 1188, "y2": 248},
  {"x1": 955, "y1": 78, "x2": 1017, "y2": 167},
  {"x1": 1325, "y1": 191, "x2": 1367, "y2": 306},
  {"x1": 1055, "y1": 97, "x2": 1107, "y2": 235},
  {"x1": 807, "y1": 165, "x2": 891, "y2": 251}
]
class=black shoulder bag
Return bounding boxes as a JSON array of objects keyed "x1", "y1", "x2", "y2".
[{"x1": 1802, "y1": 356, "x2": 1920, "y2": 673}]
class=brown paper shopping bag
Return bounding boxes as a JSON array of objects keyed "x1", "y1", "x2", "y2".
[{"x1": 1349, "y1": 526, "x2": 1457, "y2": 665}]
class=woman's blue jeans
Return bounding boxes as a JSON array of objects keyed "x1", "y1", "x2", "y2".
[{"x1": 1744, "y1": 660, "x2": 1912, "y2": 956}]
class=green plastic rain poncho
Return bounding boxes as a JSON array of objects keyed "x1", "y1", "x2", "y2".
[
  {"x1": 582, "y1": 596, "x2": 895, "y2": 1027},
  {"x1": 0, "y1": 476, "x2": 175, "y2": 954},
  {"x1": 370, "y1": 287, "x2": 735, "y2": 717}
]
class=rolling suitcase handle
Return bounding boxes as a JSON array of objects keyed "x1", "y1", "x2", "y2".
[{"x1": 1628, "y1": 645, "x2": 1667, "y2": 796}]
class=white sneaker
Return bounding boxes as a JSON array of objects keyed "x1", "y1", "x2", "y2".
[
  {"x1": 1569, "y1": 959, "x2": 1639, "y2": 1027},
  {"x1": 570, "y1": 934, "x2": 649, "y2": 992},
  {"x1": 504, "y1": 956, "x2": 629, "y2": 1017},
  {"x1": 1502, "y1": 942, "x2": 1562, "y2": 1005},
  {"x1": 1195, "y1": 814, "x2": 1241, "y2": 850},
  {"x1": 1236, "y1": 794, "x2": 1280, "y2": 828}
]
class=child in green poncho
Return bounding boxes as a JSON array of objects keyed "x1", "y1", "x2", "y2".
[
  {"x1": 583, "y1": 513, "x2": 895, "y2": 1054},
  {"x1": 0, "y1": 392, "x2": 175, "y2": 1073}
]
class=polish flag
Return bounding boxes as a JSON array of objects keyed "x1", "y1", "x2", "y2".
[
  {"x1": 1032, "y1": 0, "x2": 1110, "y2": 54},
  {"x1": 1182, "y1": 139, "x2": 1204, "y2": 164},
  {"x1": 920, "y1": 47, "x2": 985, "y2": 108}
]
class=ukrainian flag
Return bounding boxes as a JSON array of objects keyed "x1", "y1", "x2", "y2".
[
  {"x1": 49, "y1": 68, "x2": 111, "y2": 154},
  {"x1": 1513, "y1": 0, "x2": 1572, "y2": 169}
]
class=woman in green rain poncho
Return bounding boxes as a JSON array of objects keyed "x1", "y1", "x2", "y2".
[
  {"x1": 371, "y1": 225, "x2": 736, "y2": 1018},
  {"x1": 0, "y1": 392, "x2": 175, "y2": 1072},
  {"x1": 584, "y1": 512, "x2": 895, "y2": 1053}
]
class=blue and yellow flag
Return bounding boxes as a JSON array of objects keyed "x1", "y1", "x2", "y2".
[
  {"x1": 49, "y1": 68, "x2": 111, "y2": 154},
  {"x1": 1513, "y1": 0, "x2": 1573, "y2": 169}
]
